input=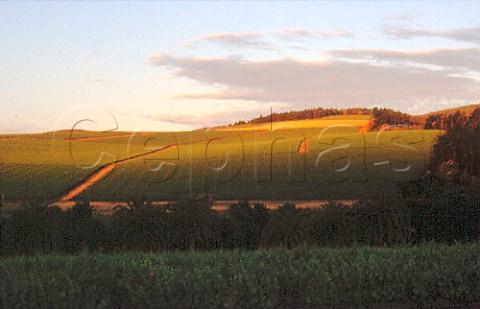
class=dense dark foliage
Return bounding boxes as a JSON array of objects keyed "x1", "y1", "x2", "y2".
[
  {"x1": 424, "y1": 108, "x2": 480, "y2": 130},
  {"x1": 227, "y1": 200, "x2": 269, "y2": 249},
  {"x1": 402, "y1": 109, "x2": 480, "y2": 243},
  {"x1": 2, "y1": 196, "x2": 415, "y2": 256},
  {"x1": 370, "y1": 107, "x2": 415, "y2": 130}
]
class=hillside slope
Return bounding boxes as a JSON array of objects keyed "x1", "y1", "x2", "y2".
[{"x1": 412, "y1": 103, "x2": 480, "y2": 124}]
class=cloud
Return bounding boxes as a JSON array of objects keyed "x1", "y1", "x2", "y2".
[
  {"x1": 332, "y1": 48, "x2": 480, "y2": 73},
  {"x1": 383, "y1": 24, "x2": 480, "y2": 44},
  {"x1": 183, "y1": 28, "x2": 354, "y2": 50},
  {"x1": 184, "y1": 32, "x2": 275, "y2": 50},
  {"x1": 383, "y1": 11, "x2": 412, "y2": 22},
  {"x1": 272, "y1": 28, "x2": 354, "y2": 40},
  {"x1": 141, "y1": 105, "x2": 277, "y2": 127},
  {"x1": 143, "y1": 112, "x2": 241, "y2": 127},
  {"x1": 149, "y1": 53, "x2": 480, "y2": 112},
  {"x1": 143, "y1": 113, "x2": 219, "y2": 125}
]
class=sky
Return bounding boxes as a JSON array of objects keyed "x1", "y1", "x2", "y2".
[{"x1": 1, "y1": 1, "x2": 480, "y2": 133}]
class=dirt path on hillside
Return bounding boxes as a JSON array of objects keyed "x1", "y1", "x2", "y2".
[
  {"x1": 65, "y1": 132, "x2": 153, "y2": 142},
  {"x1": 59, "y1": 144, "x2": 178, "y2": 202},
  {"x1": 60, "y1": 164, "x2": 118, "y2": 201},
  {"x1": 57, "y1": 131, "x2": 267, "y2": 202}
]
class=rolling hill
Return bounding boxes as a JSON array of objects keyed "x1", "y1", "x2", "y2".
[
  {"x1": 0, "y1": 112, "x2": 442, "y2": 205},
  {"x1": 411, "y1": 103, "x2": 480, "y2": 124}
]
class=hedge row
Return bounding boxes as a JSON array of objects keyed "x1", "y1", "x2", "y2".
[
  {"x1": 2, "y1": 199, "x2": 416, "y2": 256},
  {"x1": 1, "y1": 243, "x2": 480, "y2": 308}
]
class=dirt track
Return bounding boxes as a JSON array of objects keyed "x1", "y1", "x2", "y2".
[
  {"x1": 57, "y1": 131, "x2": 268, "y2": 202},
  {"x1": 59, "y1": 164, "x2": 118, "y2": 201},
  {"x1": 58, "y1": 145, "x2": 178, "y2": 202},
  {"x1": 65, "y1": 132, "x2": 153, "y2": 142}
]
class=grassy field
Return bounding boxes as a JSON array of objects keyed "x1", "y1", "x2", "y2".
[
  {"x1": 214, "y1": 116, "x2": 371, "y2": 131},
  {"x1": 0, "y1": 129, "x2": 240, "y2": 201},
  {"x1": 77, "y1": 129, "x2": 439, "y2": 201},
  {"x1": 317, "y1": 114, "x2": 372, "y2": 121},
  {"x1": 1, "y1": 243, "x2": 479, "y2": 308},
  {"x1": 0, "y1": 116, "x2": 441, "y2": 203}
]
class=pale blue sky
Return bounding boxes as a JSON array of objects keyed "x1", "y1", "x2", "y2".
[{"x1": 1, "y1": 2, "x2": 479, "y2": 133}]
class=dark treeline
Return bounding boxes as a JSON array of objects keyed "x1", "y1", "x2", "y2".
[
  {"x1": 241, "y1": 106, "x2": 419, "y2": 130},
  {"x1": 424, "y1": 108, "x2": 480, "y2": 130},
  {"x1": 370, "y1": 107, "x2": 416, "y2": 130},
  {"x1": 1, "y1": 196, "x2": 414, "y2": 256},
  {"x1": 2, "y1": 188, "x2": 479, "y2": 256}
]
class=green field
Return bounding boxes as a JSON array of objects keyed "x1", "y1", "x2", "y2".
[
  {"x1": 0, "y1": 129, "x2": 240, "y2": 201},
  {"x1": 0, "y1": 118, "x2": 441, "y2": 202},
  {"x1": 1, "y1": 243, "x2": 479, "y2": 308},
  {"x1": 318, "y1": 114, "x2": 372, "y2": 121}
]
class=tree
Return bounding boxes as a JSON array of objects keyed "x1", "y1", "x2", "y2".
[
  {"x1": 110, "y1": 200, "x2": 169, "y2": 252},
  {"x1": 63, "y1": 201, "x2": 107, "y2": 253},
  {"x1": 402, "y1": 109, "x2": 480, "y2": 243},
  {"x1": 429, "y1": 110, "x2": 480, "y2": 184},
  {"x1": 351, "y1": 194, "x2": 412, "y2": 246},
  {"x1": 3, "y1": 203, "x2": 64, "y2": 255},
  {"x1": 425, "y1": 114, "x2": 445, "y2": 130},
  {"x1": 370, "y1": 108, "x2": 414, "y2": 130},
  {"x1": 260, "y1": 203, "x2": 312, "y2": 249},
  {"x1": 311, "y1": 201, "x2": 357, "y2": 247},
  {"x1": 168, "y1": 199, "x2": 220, "y2": 251},
  {"x1": 402, "y1": 178, "x2": 480, "y2": 243},
  {"x1": 228, "y1": 200, "x2": 269, "y2": 249}
]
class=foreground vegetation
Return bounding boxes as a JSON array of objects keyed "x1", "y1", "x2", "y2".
[{"x1": 1, "y1": 243, "x2": 480, "y2": 308}]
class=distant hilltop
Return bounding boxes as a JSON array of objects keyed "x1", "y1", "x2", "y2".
[
  {"x1": 233, "y1": 104, "x2": 480, "y2": 129},
  {"x1": 412, "y1": 103, "x2": 480, "y2": 124}
]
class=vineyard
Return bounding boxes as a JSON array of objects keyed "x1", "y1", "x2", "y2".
[{"x1": 0, "y1": 117, "x2": 441, "y2": 202}]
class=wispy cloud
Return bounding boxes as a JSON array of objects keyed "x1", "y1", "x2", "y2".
[
  {"x1": 382, "y1": 24, "x2": 480, "y2": 44},
  {"x1": 331, "y1": 48, "x2": 480, "y2": 73},
  {"x1": 149, "y1": 53, "x2": 480, "y2": 112},
  {"x1": 143, "y1": 111, "x2": 241, "y2": 126},
  {"x1": 383, "y1": 10, "x2": 412, "y2": 22},
  {"x1": 141, "y1": 102, "x2": 280, "y2": 127},
  {"x1": 184, "y1": 32, "x2": 275, "y2": 50},
  {"x1": 183, "y1": 28, "x2": 354, "y2": 50},
  {"x1": 271, "y1": 28, "x2": 354, "y2": 40}
]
